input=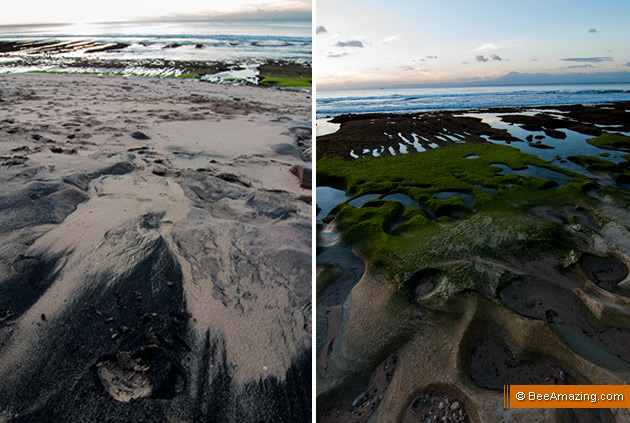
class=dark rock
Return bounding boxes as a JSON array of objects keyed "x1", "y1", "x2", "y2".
[
  {"x1": 290, "y1": 165, "x2": 312, "y2": 189},
  {"x1": 530, "y1": 142, "x2": 554, "y2": 150},
  {"x1": 545, "y1": 309, "x2": 559, "y2": 323},
  {"x1": 130, "y1": 131, "x2": 151, "y2": 140},
  {"x1": 85, "y1": 43, "x2": 130, "y2": 54},
  {"x1": 216, "y1": 173, "x2": 251, "y2": 187},
  {"x1": 272, "y1": 143, "x2": 300, "y2": 157}
]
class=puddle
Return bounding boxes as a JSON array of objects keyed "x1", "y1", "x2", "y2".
[
  {"x1": 468, "y1": 112, "x2": 627, "y2": 181},
  {"x1": 316, "y1": 186, "x2": 349, "y2": 220},
  {"x1": 552, "y1": 324, "x2": 630, "y2": 372},
  {"x1": 316, "y1": 118, "x2": 341, "y2": 137},
  {"x1": 382, "y1": 193, "x2": 438, "y2": 221},
  {"x1": 201, "y1": 65, "x2": 259, "y2": 85},
  {"x1": 475, "y1": 185, "x2": 497, "y2": 196},
  {"x1": 469, "y1": 333, "x2": 570, "y2": 391},
  {"x1": 491, "y1": 163, "x2": 572, "y2": 186},
  {"x1": 433, "y1": 191, "x2": 476, "y2": 207},
  {"x1": 464, "y1": 154, "x2": 480, "y2": 159},
  {"x1": 382, "y1": 193, "x2": 421, "y2": 208},
  {"x1": 407, "y1": 269, "x2": 444, "y2": 299},
  {"x1": 348, "y1": 194, "x2": 380, "y2": 208},
  {"x1": 582, "y1": 255, "x2": 629, "y2": 294}
]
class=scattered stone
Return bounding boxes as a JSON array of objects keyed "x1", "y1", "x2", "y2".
[
  {"x1": 130, "y1": 131, "x2": 150, "y2": 140},
  {"x1": 289, "y1": 165, "x2": 312, "y2": 189},
  {"x1": 216, "y1": 172, "x2": 251, "y2": 187},
  {"x1": 352, "y1": 392, "x2": 367, "y2": 408},
  {"x1": 151, "y1": 165, "x2": 168, "y2": 176},
  {"x1": 526, "y1": 297, "x2": 536, "y2": 309},
  {"x1": 272, "y1": 143, "x2": 300, "y2": 157}
]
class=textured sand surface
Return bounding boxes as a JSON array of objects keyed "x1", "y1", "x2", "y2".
[{"x1": 0, "y1": 73, "x2": 311, "y2": 422}]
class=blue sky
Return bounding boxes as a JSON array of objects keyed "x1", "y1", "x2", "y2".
[{"x1": 317, "y1": 0, "x2": 630, "y2": 89}]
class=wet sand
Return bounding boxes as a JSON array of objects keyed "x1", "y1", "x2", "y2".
[{"x1": 0, "y1": 73, "x2": 311, "y2": 422}]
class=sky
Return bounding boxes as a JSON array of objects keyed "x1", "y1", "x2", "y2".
[
  {"x1": 317, "y1": 0, "x2": 630, "y2": 90},
  {"x1": 0, "y1": 0, "x2": 311, "y2": 25}
]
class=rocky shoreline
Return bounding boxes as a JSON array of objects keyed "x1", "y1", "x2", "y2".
[
  {"x1": 316, "y1": 102, "x2": 630, "y2": 422},
  {"x1": 317, "y1": 102, "x2": 630, "y2": 160}
]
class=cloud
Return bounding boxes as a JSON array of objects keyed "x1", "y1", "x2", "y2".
[
  {"x1": 477, "y1": 43, "x2": 498, "y2": 51},
  {"x1": 461, "y1": 61, "x2": 469, "y2": 65},
  {"x1": 588, "y1": 28, "x2": 598, "y2": 33},
  {"x1": 624, "y1": 62, "x2": 630, "y2": 67},
  {"x1": 335, "y1": 40, "x2": 364, "y2": 48},
  {"x1": 490, "y1": 54, "x2": 502, "y2": 61},
  {"x1": 316, "y1": 25, "x2": 327, "y2": 35},
  {"x1": 476, "y1": 55, "x2": 489, "y2": 62},
  {"x1": 425, "y1": 55, "x2": 438, "y2": 60},
  {"x1": 327, "y1": 52, "x2": 350, "y2": 58},
  {"x1": 398, "y1": 65, "x2": 414, "y2": 71},
  {"x1": 560, "y1": 57, "x2": 612, "y2": 63},
  {"x1": 561, "y1": 64, "x2": 595, "y2": 69},
  {"x1": 380, "y1": 35, "x2": 399, "y2": 44},
  {"x1": 475, "y1": 39, "x2": 525, "y2": 51}
]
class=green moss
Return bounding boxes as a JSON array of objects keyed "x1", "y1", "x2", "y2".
[
  {"x1": 319, "y1": 143, "x2": 597, "y2": 277},
  {"x1": 258, "y1": 75, "x2": 312, "y2": 87},
  {"x1": 319, "y1": 143, "x2": 586, "y2": 199},
  {"x1": 177, "y1": 73, "x2": 201, "y2": 79},
  {"x1": 599, "y1": 152, "x2": 611, "y2": 157},
  {"x1": 586, "y1": 133, "x2": 630, "y2": 151}
]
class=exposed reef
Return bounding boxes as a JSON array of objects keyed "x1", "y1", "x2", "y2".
[{"x1": 316, "y1": 103, "x2": 630, "y2": 422}]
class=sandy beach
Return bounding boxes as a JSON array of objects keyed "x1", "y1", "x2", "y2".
[
  {"x1": 316, "y1": 104, "x2": 630, "y2": 422},
  {"x1": 0, "y1": 73, "x2": 311, "y2": 421}
]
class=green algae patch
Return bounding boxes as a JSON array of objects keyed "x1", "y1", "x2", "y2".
[
  {"x1": 258, "y1": 75, "x2": 311, "y2": 87},
  {"x1": 176, "y1": 72, "x2": 201, "y2": 79},
  {"x1": 586, "y1": 133, "x2": 630, "y2": 152},
  {"x1": 318, "y1": 143, "x2": 587, "y2": 201},
  {"x1": 318, "y1": 143, "x2": 598, "y2": 278}
]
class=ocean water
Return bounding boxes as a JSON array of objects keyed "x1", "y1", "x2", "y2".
[
  {"x1": 317, "y1": 84, "x2": 630, "y2": 118},
  {"x1": 0, "y1": 20, "x2": 311, "y2": 79}
]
